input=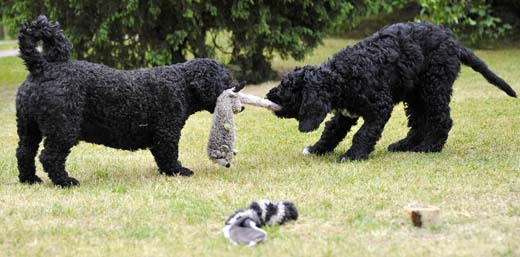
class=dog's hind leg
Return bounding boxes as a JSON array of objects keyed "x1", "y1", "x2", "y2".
[
  {"x1": 413, "y1": 93, "x2": 453, "y2": 152},
  {"x1": 39, "y1": 117, "x2": 81, "y2": 187},
  {"x1": 304, "y1": 113, "x2": 358, "y2": 155},
  {"x1": 412, "y1": 72, "x2": 456, "y2": 152},
  {"x1": 16, "y1": 118, "x2": 43, "y2": 184},
  {"x1": 150, "y1": 122, "x2": 194, "y2": 177},
  {"x1": 388, "y1": 98, "x2": 427, "y2": 152},
  {"x1": 408, "y1": 45, "x2": 459, "y2": 153}
]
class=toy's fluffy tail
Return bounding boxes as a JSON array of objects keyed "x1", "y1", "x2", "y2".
[
  {"x1": 18, "y1": 15, "x2": 72, "y2": 76},
  {"x1": 458, "y1": 46, "x2": 516, "y2": 97}
]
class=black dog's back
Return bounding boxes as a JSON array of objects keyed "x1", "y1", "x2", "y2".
[
  {"x1": 17, "y1": 59, "x2": 180, "y2": 150},
  {"x1": 329, "y1": 22, "x2": 516, "y2": 101}
]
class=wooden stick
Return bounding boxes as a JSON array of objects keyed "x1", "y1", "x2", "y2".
[{"x1": 238, "y1": 93, "x2": 282, "y2": 111}]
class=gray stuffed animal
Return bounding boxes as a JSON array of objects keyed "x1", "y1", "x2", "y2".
[
  {"x1": 207, "y1": 82, "x2": 245, "y2": 168},
  {"x1": 207, "y1": 82, "x2": 281, "y2": 168}
]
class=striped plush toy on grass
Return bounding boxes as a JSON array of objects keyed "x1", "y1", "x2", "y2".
[{"x1": 223, "y1": 200, "x2": 298, "y2": 246}]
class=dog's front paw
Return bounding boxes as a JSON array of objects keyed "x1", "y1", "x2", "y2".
[
  {"x1": 54, "y1": 177, "x2": 80, "y2": 187},
  {"x1": 176, "y1": 167, "x2": 194, "y2": 177},
  {"x1": 302, "y1": 145, "x2": 333, "y2": 156},
  {"x1": 388, "y1": 140, "x2": 412, "y2": 152},
  {"x1": 338, "y1": 151, "x2": 369, "y2": 162},
  {"x1": 19, "y1": 174, "x2": 43, "y2": 185}
]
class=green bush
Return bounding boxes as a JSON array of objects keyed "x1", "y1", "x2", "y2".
[
  {"x1": 332, "y1": 0, "x2": 512, "y2": 47},
  {"x1": 417, "y1": 0, "x2": 512, "y2": 47},
  {"x1": 2, "y1": 0, "x2": 512, "y2": 82},
  {"x1": 1, "y1": 0, "x2": 351, "y2": 83},
  {"x1": 220, "y1": 1, "x2": 353, "y2": 83},
  {"x1": 2, "y1": 0, "x2": 218, "y2": 68}
]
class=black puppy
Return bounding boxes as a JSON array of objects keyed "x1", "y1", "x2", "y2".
[
  {"x1": 267, "y1": 22, "x2": 516, "y2": 162},
  {"x1": 16, "y1": 16, "x2": 237, "y2": 186}
]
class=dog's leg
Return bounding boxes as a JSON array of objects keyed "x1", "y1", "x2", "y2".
[
  {"x1": 39, "y1": 134, "x2": 80, "y2": 187},
  {"x1": 36, "y1": 99, "x2": 82, "y2": 187},
  {"x1": 151, "y1": 125, "x2": 193, "y2": 177},
  {"x1": 304, "y1": 114, "x2": 358, "y2": 155},
  {"x1": 16, "y1": 119, "x2": 43, "y2": 184},
  {"x1": 411, "y1": 64, "x2": 456, "y2": 152},
  {"x1": 340, "y1": 110, "x2": 391, "y2": 161},
  {"x1": 406, "y1": 49, "x2": 458, "y2": 152},
  {"x1": 388, "y1": 99, "x2": 427, "y2": 152},
  {"x1": 413, "y1": 98, "x2": 452, "y2": 152}
]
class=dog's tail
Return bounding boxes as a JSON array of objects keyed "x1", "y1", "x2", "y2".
[
  {"x1": 18, "y1": 15, "x2": 72, "y2": 76},
  {"x1": 458, "y1": 46, "x2": 516, "y2": 97}
]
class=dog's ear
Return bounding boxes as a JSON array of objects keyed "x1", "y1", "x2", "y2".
[
  {"x1": 233, "y1": 81, "x2": 246, "y2": 93},
  {"x1": 298, "y1": 90, "x2": 330, "y2": 133}
]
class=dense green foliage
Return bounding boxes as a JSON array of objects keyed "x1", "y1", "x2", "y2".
[
  {"x1": 1, "y1": 0, "x2": 516, "y2": 83},
  {"x1": 220, "y1": 1, "x2": 352, "y2": 83},
  {"x1": 2, "y1": 0, "x2": 223, "y2": 68},
  {"x1": 417, "y1": 0, "x2": 512, "y2": 46},
  {"x1": 1, "y1": 0, "x2": 351, "y2": 83},
  {"x1": 333, "y1": 0, "x2": 513, "y2": 47}
]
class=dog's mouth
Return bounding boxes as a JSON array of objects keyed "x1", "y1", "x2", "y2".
[
  {"x1": 265, "y1": 97, "x2": 289, "y2": 118},
  {"x1": 266, "y1": 92, "x2": 297, "y2": 119},
  {"x1": 274, "y1": 110, "x2": 296, "y2": 119},
  {"x1": 270, "y1": 103, "x2": 297, "y2": 119}
]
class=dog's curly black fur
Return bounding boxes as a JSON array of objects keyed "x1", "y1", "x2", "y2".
[
  {"x1": 267, "y1": 22, "x2": 516, "y2": 162},
  {"x1": 16, "y1": 16, "x2": 235, "y2": 186}
]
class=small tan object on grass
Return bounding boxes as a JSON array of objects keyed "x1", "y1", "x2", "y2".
[{"x1": 404, "y1": 204, "x2": 440, "y2": 227}]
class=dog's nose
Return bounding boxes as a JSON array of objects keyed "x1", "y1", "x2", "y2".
[
  {"x1": 240, "y1": 106, "x2": 245, "y2": 112},
  {"x1": 225, "y1": 163, "x2": 231, "y2": 168}
]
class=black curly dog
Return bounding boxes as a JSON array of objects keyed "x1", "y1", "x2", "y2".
[
  {"x1": 16, "y1": 16, "x2": 236, "y2": 186},
  {"x1": 267, "y1": 22, "x2": 516, "y2": 162}
]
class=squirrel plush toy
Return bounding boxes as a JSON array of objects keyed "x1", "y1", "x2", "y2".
[{"x1": 207, "y1": 82, "x2": 281, "y2": 168}]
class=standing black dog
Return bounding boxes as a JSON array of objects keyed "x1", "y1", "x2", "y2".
[
  {"x1": 267, "y1": 22, "x2": 516, "y2": 162},
  {"x1": 16, "y1": 16, "x2": 239, "y2": 186}
]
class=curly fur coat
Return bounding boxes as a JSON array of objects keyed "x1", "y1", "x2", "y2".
[
  {"x1": 267, "y1": 22, "x2": 516, "y2": 162},
  {"x1": 16, "y1": 16, "x2": 236, "y2": 186}
]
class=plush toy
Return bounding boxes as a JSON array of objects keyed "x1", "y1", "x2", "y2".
[
  {"x1": 223, "y1": 200, "x2": 298, "y2": 246},
  {"x1": 207, "y1": 82, "x2": 245, "y2": 168},
  {"x1": 207, "y1": 83, "x2": 281, "y2": 168}
]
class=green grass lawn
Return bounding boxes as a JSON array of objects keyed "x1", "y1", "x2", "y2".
[{"x1": 1, "y1": 39, "x2": 519, "y2": 257}]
